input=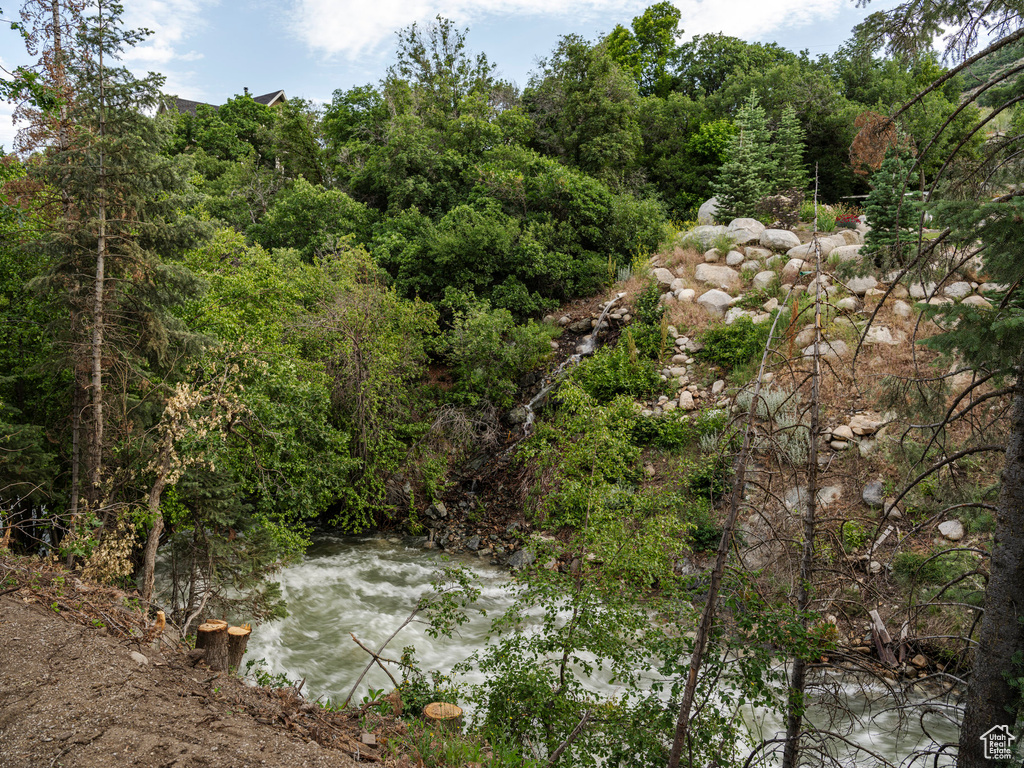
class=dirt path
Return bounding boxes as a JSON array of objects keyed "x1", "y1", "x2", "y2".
[{"x1": 0, "y1": 589, "x2": 372, "y2": 768}]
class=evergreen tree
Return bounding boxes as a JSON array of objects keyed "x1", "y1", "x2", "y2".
[
  {"x1": 18, "y1": 0, "x2": 207, "y2": 540},
  {"x1": 713, "y1": 93, "x2": 776, "y2": 220},
  {"x1": 861, "y1": 147, "x2": 919, "y2": 270},
  {"x1": 771, "y1": 104, "x2": 808, "y2": 191}
]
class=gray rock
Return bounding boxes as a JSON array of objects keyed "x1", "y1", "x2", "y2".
[
  {"x1": 760, "y1": 229, "x2": 801, "y2": 252},
  {"x1": 909, "y1": 281, "x2": 937, "y2": 299},
  {"x1": 938, "y1": 520, "x2": 965, "y2": 541},
  {"x1": 740, "y1": 260, "x2": 761, "y2": 272},
  {"x1": 130, "y1": 651, "x2": 149, "y2": 665},
  {"x1": 830, "y1": 244, "x2": 863, "y2": 263},
  {"x1": 508, "y1": 548, "x2": 537, "y2": 569},
  {"x1": 781, "y1": 258, "x2": 806, "y2": 284},
  {"x1": 653, "y1": 267, "x2": 677, "y2": 290},
  {"x1": 751, "y1": 269, "x2": 776, "y2": 292},
  {"x1": 944, "y1": 281, "x2": 973, "y2": 299},
  {"x1": 704, "y1": 248, "x2": 720, "y2": 263},
  {"x1": 507, "y1": 406, "x2": 529, "y2": 425},
  {"x1": 862, "y1": 480, "x2": 885, "y2": 508},
  {"x1": 698, "y1": 197, "x2": 719, "y2": 225},
  {"x1": 845, "y1": 275, "x2": 878, "y2": 295},
  {"x1": 676, "y1": 288, "x2": 696, "y2": 303},
  {"x1": 689, "y1": 225, "x2": 729, "y2": 249},
  {"x1": 724, "y1": 307, "x2": 749, "y2": 325},
  {"x1": 697, "y1": 289, "x2": 733, "y2": 317},
  {"x1": 802, "y1": 339, "x2": 850, "y2": 360},
  {"x1": 961, "y1": 294, "x2": 992, "y2": 308},
  {"x1": 746, "y1": 247, "x2": 772, "y2": 261},
  {"x1": 466, "y1": 535, "x2": 481, "y2": 551},
  {"x1": 893, "y1": 300, "x2": 913, "y2": 318},
  {"x1": 725, "y1": 250, "x2": 745, "y2": 266},
  {"x1": 727, "y1": 217, "x2": 765, "y2": 244},
  {"x1": 694, "y1": 263, "x2": 741, "y2": 291},
  {"x1": 864, "y1": 326, "x2": 903, "y2": 346},
  {"x1": 568, "y1": 318, "x2": 591, "y2": 333},
  {"x1": 679, "y1": 391, "x2": 696, "y2": 410},
  {"x1": 836, "y1": 297, "x2": 860, "y2": 312}
]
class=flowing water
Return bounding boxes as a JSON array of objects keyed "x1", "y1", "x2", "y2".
[{"x1": 249, "y1": 537, "x2": 959, "y2": 766}]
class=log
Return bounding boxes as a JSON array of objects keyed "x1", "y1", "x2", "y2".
[
  {"x1": 226, "y1": 624, "x2": 251, "y2": 672},
  {"x1": 423, "y1": 702, "x2": 462, "y2": 732},
  {"x1": 196, "y1": 622, "x2": 229, "y2": 672}
]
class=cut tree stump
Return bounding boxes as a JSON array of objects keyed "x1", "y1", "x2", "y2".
[
  {"x1": 227, "y1": 624, "x2": 251, "y2": 672},
  {"x1": 423, "y1": 702, "x2": 463, "y2": 732},
  {"x1": 196, "y1": 621, "x2": 229, "y2": 672}
]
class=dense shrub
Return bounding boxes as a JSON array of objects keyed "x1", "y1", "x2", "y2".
[
  {"x1": 249, "y1": 178, "x2": 376, "y2": 258},
  {"x1": 571, "y1": 337, "x2": 661, "y2": 403},
  {"x1": 440, "y1": 299, "x2": 558, "y2": 408},
  {"x1": 697, "y1": 315, "x2": 773, "y2": 374}
]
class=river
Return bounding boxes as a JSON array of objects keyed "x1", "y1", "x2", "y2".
[{"x1": 248, "y1": 536, "x2": 959, "y2": 766}]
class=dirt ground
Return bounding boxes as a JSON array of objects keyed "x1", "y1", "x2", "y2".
[{"x1": 0, "y1": 568, "x2": 384, "y2": 768}]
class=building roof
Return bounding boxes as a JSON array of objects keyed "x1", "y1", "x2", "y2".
[
  {"x1": 160, "y1": 90, "x2": 287, "y2": 116},
  {"x1": 252, "y1": 90, "x2": 287, "y2": 107},
  {"x1": 161, "y1": 96, "x2": 218, "y2": 116}
]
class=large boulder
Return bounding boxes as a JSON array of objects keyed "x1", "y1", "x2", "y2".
[
  {"x1": 845, "y1": 275, "x2": 878, "y2": 295},
  {"x1": 802, "y1": 339, "x2": 850, "y2": 360},
  {"x1": 698, "y1": 197, "x2": 719, "y2": 225},
  {"x1": 831, "y1": 244, "x2": 863, "y2": 263},
  {"x1": 727, "y1": 217, "x2": 766, "y2": 245},
  {"x1": 687, "y1": 225, "x2": 729, "y2": 250},
  {"x1": 943, "y1": 281, "x2": 973, "y2": 299},
  {"x1": 760, "y1": 229, "x2": 801, "y2": 252},
  {"x1": 909, "y1": 281, "x2": 937, "y2": 299},
  {"x1": 781, "y1": 258, "x2": 806, "y2": 284},
  {"x1": 697, "y1": 289, "x2": 733, "y2": 317},
  {"x1": 652, "y1": 267, "x2": 677, "y2": 291},
  {"x1": 694, "y1": 263, "x2": 741, "y2": 291},
  {"x1": 752, "y1": 270, "x2": 777, "y2": 291}
]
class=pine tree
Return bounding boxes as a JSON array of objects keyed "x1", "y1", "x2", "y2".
[
  {"x1": 17, "y1": 0, "x2": 207, "y2": 538},
  {"x1": 713, "y1": 93, "x2": 776, "y2": 220},
  {"x1": 861, "y1": 148, "x2": 919, "y2": 270},
  {"x1": 771, "y1": 105, "x2": 808, "y2": 192}
]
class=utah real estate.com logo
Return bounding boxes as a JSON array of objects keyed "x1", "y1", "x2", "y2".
[{"x1": 980, "y1": 724, "x2": 1016, "y2": 761}]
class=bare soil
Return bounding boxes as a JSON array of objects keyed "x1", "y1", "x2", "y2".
[{"x1": 0, "y1": 559, "x2": 387, "y2": 768}]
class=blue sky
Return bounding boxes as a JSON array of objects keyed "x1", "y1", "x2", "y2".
[{"x1": 1, "y1": 0, "x2": 901, "y2": 151}]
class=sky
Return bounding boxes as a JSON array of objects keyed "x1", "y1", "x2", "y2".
[{"x1": 0, "y1": 0, "x2": 902, "y2": 152}]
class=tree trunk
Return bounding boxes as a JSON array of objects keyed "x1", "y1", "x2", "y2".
[
  {"x1": 88, "y1": 0, "x2": 107, "y2": 508},
  {"x1": 782, "y1": 187, "x2": 824, "y2": 768},
  {"x1": 957, "y1": 368, "x2": 1024, "y2": 767},
  {"x1": 227, "y1": 625, "x2": 251, "y2": 673},
  {"x1": 196, "y1": 622, "x2": 229, "y2": 672},
  {"x1": 423, "y1": 702, "x2": 462, "y2": 732}
]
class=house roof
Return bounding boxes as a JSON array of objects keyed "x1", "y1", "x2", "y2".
[
  {"x1": 252, "y1": 90, "x2": 287, "y2": 107},
  {"x1": 160, "y1": 90, "x2": 287, "y2": 116},
  {"x1": 161, "y1": 96, "x2": 219, "y2": 116}
]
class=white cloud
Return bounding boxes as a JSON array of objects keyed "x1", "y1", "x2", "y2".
[
  {"x1": 289, "y1": 0, "x2": 852, "y2": 60},
  {"x1": 119, "y1": 0, "x2": 215, "y2": 98},
  {"x1": 678, "y1": 0, "x2": 846, "y2": 41},
  {"x1": 288, "y1": 0, "x2": 639, "y2": 60}
]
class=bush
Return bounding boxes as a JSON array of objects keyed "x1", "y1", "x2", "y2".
[
  {"x1": 571, "y1": 337, "x2": 661, "y2": 403},
  {"x1": 697, "y1": 315, "x2": 773, "y2": 374},
  {"x1": 628, "y1": 281, "x2": 667, "y2": 359},
  {"x1": 441, "y1": 299, "x2": 558, "y2": 408},
  {"x1": 685, "y1": 454, "x2": 731, "y2": 501}
]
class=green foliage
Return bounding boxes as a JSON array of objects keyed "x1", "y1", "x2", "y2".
[
  {"x1": 570, "y1": 336, "x2": 661, "y2": 403},
  {"x1": 628, "y1": 280, "x2": 668, "y2": 359},
  {"x1": 249, "y1": 178, "x2": 376, "y2": 259},
  {"x1": 697, "y1": 315, "x2": 773, "y2": 374},
  {"x1": 772, "y1": 105, "x2": 809, "y2": 191},
  {"x1": 604, "y1": 2, "x2": 683, "y2": 97},
  {"x1": 713, "y1": 93, "x2": 776, "y2": 220},
  {"x1": 246, "y1": 658, "x2": 297, "y2": 689},
  {"x1": 440, "y1": 297, "x2": 557, "y2": 408},
  {"x1": 861, "y1": 149, "x2": 920, "y2": 270}
]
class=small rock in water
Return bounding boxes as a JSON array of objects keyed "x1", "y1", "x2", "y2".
[{"x1": 508, "y1": 549, "x2": 536, "y2": 569}]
